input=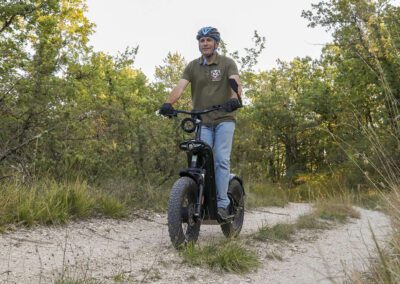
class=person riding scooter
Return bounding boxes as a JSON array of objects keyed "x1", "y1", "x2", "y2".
[{"x1": 159, "y1": 26, "x2": 242, "y2": 220}]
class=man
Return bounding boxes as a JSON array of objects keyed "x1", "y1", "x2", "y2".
[{"x1": 159, "y1": 26, "x2": 242, "y2": 220}]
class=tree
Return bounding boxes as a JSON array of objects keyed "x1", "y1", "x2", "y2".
[
  {"x1": 303, "y1": 0, "x2": 400, "y2": 136},
  {"x1": 0, "y1": 0, "x2": 93, "y2": 178}
]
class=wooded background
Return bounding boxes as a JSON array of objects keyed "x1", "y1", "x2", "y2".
[{"x1": 1, "y1": 0, "x2": 399, "y2": 194}]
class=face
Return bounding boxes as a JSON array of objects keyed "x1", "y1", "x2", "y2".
[{"x1": 198, "y1": 37, "x2": 218, "y2": 57}]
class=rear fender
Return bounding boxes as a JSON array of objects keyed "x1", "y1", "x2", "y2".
[
  {"x1": 229, "y1": 174, "x2": 245, "y2": 194},
  {"x1": 228, "y1": 174, "x2": 245, "y2": 205}
]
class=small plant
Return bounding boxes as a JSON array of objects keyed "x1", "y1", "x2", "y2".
[
  {"x1": 265, "y1": 250, "x2": 283, "y2": 261},
  {"x1": 295, "y1": 214, "x2": 330, "y2": 230},
  {"x1": 314, "y1": 199, "x2": 360, "y2": 223},
  {"x1": 181, "y1": 241, "x2": 260, "y2": 274},
  {"x1": 112, "y1": 272, "x2": 127, "y2": 282},
  {"x1": 253, "y1": 223, "x2": 296, "y2": 242},
  {"x1": 54, "y1": 278, "x2": 101, "y2": 284},
  {"x1": 97, "y1": 195, "x2": 128, "y2": 218}
]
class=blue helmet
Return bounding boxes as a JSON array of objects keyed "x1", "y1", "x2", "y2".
[{"x1": 196, "y1": 26, "x2": 221, "y2": 43}]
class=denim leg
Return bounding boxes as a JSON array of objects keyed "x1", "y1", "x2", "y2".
[
  {"x1": 200, "y1": 125, "x2": 214, "y2": 148},
  {"x1": 214, "y1": 122, "x2": 235, "y2": 208}
]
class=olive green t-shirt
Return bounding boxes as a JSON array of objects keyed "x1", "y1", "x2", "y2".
[{"x1": 181, "y1": 53, "x2": 239, "y2": 125}]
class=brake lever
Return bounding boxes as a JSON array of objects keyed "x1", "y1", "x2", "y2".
[{"x1": 155, "y1": 110, "x2": 177, "y2": 119}]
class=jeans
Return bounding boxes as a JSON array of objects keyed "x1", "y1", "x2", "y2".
[{"x1": 200, "y1": 121, "x2": 235, "y2": 208}]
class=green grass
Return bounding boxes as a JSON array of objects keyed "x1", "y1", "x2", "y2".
[
  {"x1": 253, "y1": 223, "x2": 296, "y2": 242},
  {"x1": 0, "y1": 179, "x2": 128, "y2": 230},
  {"x1": 96, "y1": 195, "x2": 128, "y2": 218},
  {"x1": 181, "y1": 241, "x2": 260, "y2": 274}
]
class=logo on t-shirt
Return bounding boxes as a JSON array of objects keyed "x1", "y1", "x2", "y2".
[{"x1": 210, "y1": 69, "x2": 222, "y2": 81}]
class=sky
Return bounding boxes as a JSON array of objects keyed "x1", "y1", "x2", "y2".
[{"x1": 85, "y1": 0, "x2": 333, "y2": 80}]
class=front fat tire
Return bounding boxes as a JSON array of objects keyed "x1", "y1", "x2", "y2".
[
  {"x1": 221, "y1": 179, "x2": 245, "y2": 238},
  {"x1": 168, "y1": 177, "x2": 201, "y2": 249}
]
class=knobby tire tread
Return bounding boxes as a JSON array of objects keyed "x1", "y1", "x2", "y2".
[
  {"x1": 168, "y1": 177, "x2": 200, "y2": 248},
  {"x1": 221, "y1": 179, "x2": 245, "y2": 238}
]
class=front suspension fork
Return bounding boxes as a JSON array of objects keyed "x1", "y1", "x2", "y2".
[{"x1": 194, "y1": 171, "x2": 205, "y2": 218}]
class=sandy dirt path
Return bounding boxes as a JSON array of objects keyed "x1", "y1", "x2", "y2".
[{"x1": 0, "y1": 203, "x2": 391, "y2": 283}]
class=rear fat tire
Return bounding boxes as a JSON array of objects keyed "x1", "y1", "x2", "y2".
[
  {"x1": 168, "y1": 177, "x2": 201, "y2": 248},
  {"x1": 221, "y1": 179, "x2": 245, "y2": 238}
]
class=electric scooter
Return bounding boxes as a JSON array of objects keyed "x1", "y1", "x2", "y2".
[{"x1": 163, "y1": 80, "x2": 245, "y2": 248}]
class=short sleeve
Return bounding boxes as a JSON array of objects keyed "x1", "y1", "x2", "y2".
[
  {"x1": 227, "y1": 58, "x2": 239, "y2": 77},
  {"x1": 181, "y1": 62, "x2": 192, "y2": 82}
]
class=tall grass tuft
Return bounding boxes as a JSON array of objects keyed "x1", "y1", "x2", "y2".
[
  {"x1": 314, "y1": 197, "x2": 360, "y2": 223},
  {"x1": 361, "y1": 189, "x2": 400, "y2": 283},
  {"x1": 0, "y1": 178, "x2": 127, "y2": 230},
  {"x1": 96, "y1": 194, "x2": 128, "y2": 218},
  {"x1": 181, "y1": 241, "x2": 260, "y2": 274}
]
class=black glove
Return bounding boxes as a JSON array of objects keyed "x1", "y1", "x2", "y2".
[
  {"x1": 159, "y1": 103, "x2": 175, "y2": 116},
  {"x1": 223, "y1": 98, "x2": 242, "y2": 112}
]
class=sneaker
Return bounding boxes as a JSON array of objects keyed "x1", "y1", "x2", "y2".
[{"x1": 217, "y1": 207, "x2": 233, "y2": 221}]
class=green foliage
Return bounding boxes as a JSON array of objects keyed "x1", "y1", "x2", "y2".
[{"x1": 181, "y1": 241, "x2": 260, "y2": 274}]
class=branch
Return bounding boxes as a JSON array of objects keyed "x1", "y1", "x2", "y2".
[
  {"x1": 0, "y1": 128, "x2": 52, "y2": 163},
  {"x1": 0, "y1": 14, "x2": 16, "y2": 34}
]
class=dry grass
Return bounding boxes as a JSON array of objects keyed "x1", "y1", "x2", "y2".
[
  {"x1": 314, "y1": 198, "x2": 361, "y2": 223},
  {"x1": 246, "y1": 181, "x2": 288, "y2": 208},
  {"x1": 295, "y1": 213, "x2": 330, "y2": 230},
  {"x1": 358, "y1": 189, "x2": 400, "y2": 283}
]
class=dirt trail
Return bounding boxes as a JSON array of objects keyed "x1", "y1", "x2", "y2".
[{"x1": 0, "y1": 203, "x2": 391, "y2": 283}]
